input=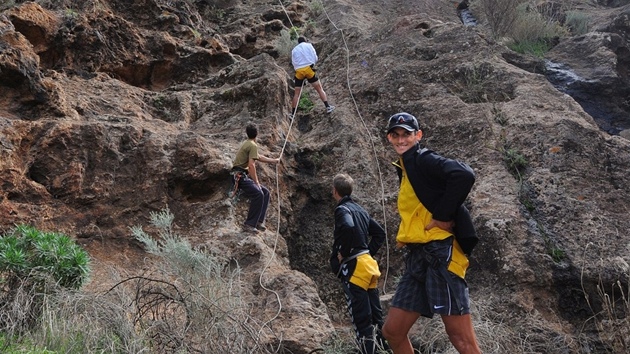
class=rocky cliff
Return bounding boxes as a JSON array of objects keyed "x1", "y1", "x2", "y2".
[{"x1": 1, "y1": 0, "x2": 629, "y2": 352}]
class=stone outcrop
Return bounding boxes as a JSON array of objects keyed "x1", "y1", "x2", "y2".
[
  {"x1": 544, "y1": 5, "x2": 630, "y2": 135},
  {"x1": 1, "y1": 0, "x2": 630, "y2": 352}
]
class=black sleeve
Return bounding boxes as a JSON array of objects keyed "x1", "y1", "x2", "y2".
[
  {"x1": 330, "y1": 244, "x2": 341, "y2": 276},
  {"x1": 367, "y1": 218, "x2": 386, "y2": 256},
  {"x1": 330, "y1": 207, "x2": 354, "y2": 275},
  {"x1": 421, "y1": 153, "x2": 475, "y2": 222}
]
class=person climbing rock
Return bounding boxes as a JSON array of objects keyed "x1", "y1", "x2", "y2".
[
  {"x1": 291, "y1": 36, "x2": 335, "y2": 115},
  {"x1": 231, "y1": 124, "x2": 280, "y2": 233}
]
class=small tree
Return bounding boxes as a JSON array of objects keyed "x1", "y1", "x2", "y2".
[{"x1": 0, "y1": 224, "x2": 91, "y2": 334}]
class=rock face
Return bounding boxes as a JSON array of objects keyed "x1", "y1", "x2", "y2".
[
  {"x1": 1, "y1": 0, "x2": 630, "y2": 353},
  {"x1": 544, "y1": 5, "x2": 630, "y2": 135}
]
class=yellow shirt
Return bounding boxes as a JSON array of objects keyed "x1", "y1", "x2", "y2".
[{"x1": 397, "y1": 163, "x2": 469, "y2": 278}]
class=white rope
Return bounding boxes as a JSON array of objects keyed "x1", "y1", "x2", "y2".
[
  {"x1": 256, "y1": 1, "x2": 392, "y2": 344},
  {"x1": 278, "y1": 0, "x2": 296, "y2": 29},
  {"x1": 320, "y1": 4, "x2": 391, "y2": 294},
  {"x1": 256, "y1": 47, "x2": 305, "y2": 339}
]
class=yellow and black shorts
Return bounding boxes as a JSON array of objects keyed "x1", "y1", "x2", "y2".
[
  {"x1": 294, "y1": 66, "x2": 319, "y2": 87},
  {"x1": 349, "y1": 253, "x2": 381, "y2": 290}
]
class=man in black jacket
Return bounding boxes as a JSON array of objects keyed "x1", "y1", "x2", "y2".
[
  {"x1": 330, "y1": 173, "x2": 388, "y2": 354},
  {"x1": 381, "y1": 113, "x2": 481, "y2": 354}
]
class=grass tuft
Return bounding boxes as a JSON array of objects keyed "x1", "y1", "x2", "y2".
[{"x1": 565, "y1": 11, "x2": 590, "y2": 35}]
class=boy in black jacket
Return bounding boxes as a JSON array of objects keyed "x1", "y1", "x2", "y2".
[
  {"x1": 331, "y1": 173, "x2": 388, "y2": 354},
  {"x1": 381, "y1": 113, "x2": 481, "y2": 354}
]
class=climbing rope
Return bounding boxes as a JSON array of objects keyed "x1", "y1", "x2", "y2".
[
  {"x1": 254, "y1": 1, "x2": 392, "y2": 346},
  {"x1": 278, "y1": 0, "x2": 296, "y2": 30},
  {"x1": 319, "y1": 4, "x2": 391, "y2": 294},
  {"x1": 255, "y1": 51, "x2": 304, "y2": 340}
]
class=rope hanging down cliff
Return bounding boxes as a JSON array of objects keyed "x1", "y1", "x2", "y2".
[
  {"x1": 274, "y1": 0, "x2": 392, "y2": 294},
  {"x1": 254, "y1": 0, "x2": 392, "y2": 344},
  {"x1": 318, "y1": 2, "x2": 392, "y2": 294},
  {"x1": 254, "y1": 0, "x2": 304, "y2": 332}
]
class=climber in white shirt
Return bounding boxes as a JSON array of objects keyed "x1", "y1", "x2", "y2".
[{"x1": 291, "y1": 37, "x2": 335, "y2": 115}]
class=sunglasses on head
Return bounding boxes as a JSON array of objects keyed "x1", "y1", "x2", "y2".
[
  {"x1": 389, "y1": 114, "x2": 414, "y2": 124},
  {"x1": 388, "y1": 113, "x2": 419, "y2": 130}
]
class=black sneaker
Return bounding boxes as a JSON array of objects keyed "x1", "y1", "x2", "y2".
[{"x1": 242, "y1": 224, "x2": 259, "y2": 233}]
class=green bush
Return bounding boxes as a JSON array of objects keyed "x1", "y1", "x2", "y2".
[
  {"x1": 503, "y1": 146, "x2": 528, "y2": 179},
  {"x1": 0, "y1": 225, "x2": 90, "y2": 338},
  {"x1": 0, "y1": 333, "x2": 57, "y2": 353},
  {"x1": 298, "y1": 92, "x2": 315, "y2": 112},
  {"x1": 289, "y1": 26, "x2": 300, "y2": 41},
  {"x1": 507, "y1": 39, "x2": 554, "y2": 57},
  {"x1": 0, "y1": 225, "x2": 90, "y2": 290}
]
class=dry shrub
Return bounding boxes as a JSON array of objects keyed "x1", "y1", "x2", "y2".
[
  {"x1": 509, "y1": 3, "x2": 569, "y2": 45},
  {"x1": 405, "y1": 300, "x2": 486, "y2": 353},
  {"x1": 33, "y1": 287, "x2": 148, "y2": 353},
  {"x1": 403, "y1": 289, "x2": 576, "y2": 353},
  {"x1": 470, "y1": 0, "x2": 527, "y2": 39},
  {"x1": 0, "y1": 267, "x2": 148, "y2": 352},
  {"x1": 0, "y1": 277, "x2": 47, "y2": 338},
  {"x1": 592, "y1": 279, "x2": 630, "y2": 352},
  {"x1": 565, "y1": 11, "x2": 591, "y2": 35},
  {"x1": 277, "y1": 29, "x2": 296, "y2": 58},
  {"x1": 308, "y1": 0, "x2": 324, "y2": 17},
  {"x1": 583, "y1": 256, "x2": 630, "y2": 353},
  {"x1": 0, "y1": 0, "x2": 16, "y2": 11},
  {"x1": 124, "y1": 208, "x2": 281, "y2": 353},
  {"x1": 4, "y1": 209, "x2": 283, "y2": 353}
]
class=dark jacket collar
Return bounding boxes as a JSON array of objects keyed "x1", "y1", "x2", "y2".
[
  {"x1": 401, "y1": 143, "x2": 421, "y2": 159},
  {"x1": 337, "y1": 195, "x2": 353, "y2": 206},
  {"x1": 393, "y1": 143, "x2": 422, "y2": 169}
]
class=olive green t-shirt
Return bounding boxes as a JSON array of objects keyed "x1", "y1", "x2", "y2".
[{"x1": 232, "y1": 139, "x2": 259, "y2": 170}]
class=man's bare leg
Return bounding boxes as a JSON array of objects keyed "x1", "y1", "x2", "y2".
[
  {"x1": 382, "y1": 307, "x2": 420, "y2": 354},
  {"x1": 441, "y1": 314, "x2": 481, "y2": 354}
]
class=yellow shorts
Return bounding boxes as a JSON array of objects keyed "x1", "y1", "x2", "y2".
[
  {"x1": 349, "y1": 253, "x2": 381, "y2": 290},
  {"x1": 294, "y1": 66, "x2": 318, "y2": 86}
]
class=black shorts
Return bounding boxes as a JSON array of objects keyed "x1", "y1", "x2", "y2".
[
  {"x1": 294, "y1": 75, "x2": 319, "y2": 87},
  {"x1": 390, "y1": 238, "x2": 470, "y2": 317}
]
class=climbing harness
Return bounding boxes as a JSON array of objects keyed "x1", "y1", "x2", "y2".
[{"x1": 229, "y1": 168, "x2": 246, "y2": 202}]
